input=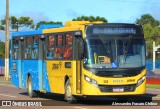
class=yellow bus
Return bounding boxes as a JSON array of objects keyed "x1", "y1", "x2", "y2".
[{"x1": 11, "y1": 21, "x2": 146, "y2": 103}]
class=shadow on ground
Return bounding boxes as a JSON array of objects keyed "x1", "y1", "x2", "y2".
[{"x1": 18, "y1": 91, "x2": 158, "y2": 106}]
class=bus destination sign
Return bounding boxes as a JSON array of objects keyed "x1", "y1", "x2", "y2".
[{"x1": 93, "y1": 28, "x2": 136, "y2": 34}]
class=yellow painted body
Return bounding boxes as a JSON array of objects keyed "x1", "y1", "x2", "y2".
[
  {"x1": 43, "y1": 21, "x2": 146, "y2": 97},
  {"x1": 82, "y1": 68, "x2": 146, "y2": 96},
  {"x1": 46, "y1": 60, "x2": 77, "y2": 94},
  {"x1": 46, "y1": 59, "x2": 146, "y2": 95}
]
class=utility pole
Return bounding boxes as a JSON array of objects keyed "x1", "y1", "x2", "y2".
[
  {"x1": 5, "y1": 0, "x2": 9, "y2": 80},
  {"x1": 153, "y1": 41, "x2": 156, "y2": 70}
]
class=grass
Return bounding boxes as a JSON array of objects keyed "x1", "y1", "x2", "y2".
[{"x1": 146, "y1": 84, "x2": 160, "y2": 89}]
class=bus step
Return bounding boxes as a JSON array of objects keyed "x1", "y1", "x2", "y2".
[{"x1": 40, "y1": 90, "x2": 46, "y2": 93}]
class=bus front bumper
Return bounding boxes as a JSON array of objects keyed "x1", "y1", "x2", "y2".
[{"x1": 82, "y1": 79, "x2": 146, "y2": 96}]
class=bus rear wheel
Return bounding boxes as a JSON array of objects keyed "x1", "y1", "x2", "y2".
[
  {"x1": 27, "y1": 76, "x2": 38, "y2": 98},
  {"x1": 64, "y1": 80, "x2": 77, "y2": 103}
]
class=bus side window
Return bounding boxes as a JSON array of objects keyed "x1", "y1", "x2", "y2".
[
  {"x1": 57, "y1": 35, "x2": 63, "y2": 46},
  {"x1": 64, "y1": 34, "x2": 73, "y2": 59},
  {"x1": 48, "y1": 35, "x2": 55, "y2": 47},
  {"x1": 24, "y1": 37, "x2": 32, "y2": 59},
  {"x1": 55, "y1": 48, "x2": 63, "y2": 59},
  {"x1": 46, "y1": 35, "x2": 55, "y2": 59},
  {"x1": 65, "y1": 34, "x2": 73, "y2": 46},
  {"x1": 13, "y1": 48, "x2": 18, "y2": 59},
  {"x1": 46, "y1": 48, "x2": 54, "y2": 59},
  {"x1": 12, "y1": 38, "x2": 19, "y2": 60},
  {"x1": 54, "y1": 35, "x2": 63, "y2": 59},
  {"x1": 31, "y1": 36, "x2": 39, "y2": 59},
  {"x1": 64, "y1": 47, "x2": 72, "y2": 59}
]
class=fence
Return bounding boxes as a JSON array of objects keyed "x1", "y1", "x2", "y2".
[
  {"x1": 146, "y1": 60, "x2": 160, "y2": 85},
  {"x1": 146, "y1": 60, "x2": 160, "y2": 76},
  {"x1": 0, "y1": 59, "x2": 4, "y2": 76}
]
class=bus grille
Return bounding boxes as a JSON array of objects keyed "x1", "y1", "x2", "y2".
[
  {"x1": 98, "y1": 84, "x2": 136, "y2": 92},
  {"x1": 95, "y1": 71, "x2": 138, "y2": 77}
]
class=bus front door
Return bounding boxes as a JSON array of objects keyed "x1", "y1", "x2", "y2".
[
  {"x1": 11, "y1": 38, "x2": 23, "y2": 88},
  {"x1": 75, "y1": 37, "x2": 82, "y2": 94},
  {"x1": 39, "y1": 37, "x2": 45, "y2": 92}
]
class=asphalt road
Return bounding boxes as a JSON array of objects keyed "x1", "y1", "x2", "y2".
[{"x1": 0, "y1": 84, "x2": 160, "y2": 109}]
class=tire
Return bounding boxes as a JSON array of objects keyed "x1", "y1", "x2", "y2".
[
  {"x1": 64, "y1": 79, "x2": 77, "y2": 103},
  {"x1": 27, "y1": 76, "x2": 38, "y2": 98},
  {"x1": 38, "y1": 92, "x2": 45, "y2": 98}
]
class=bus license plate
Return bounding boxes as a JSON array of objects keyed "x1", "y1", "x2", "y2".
[{"x1": 113, "y1": 88, "x2": 124, "y2": 92}]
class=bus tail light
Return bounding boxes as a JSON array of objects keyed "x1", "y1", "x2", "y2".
[
  {"x1": 137, "y1": 76, "x2": 145, "y2": 87},
  {"x1": 84, "y1": 75, "x2": 98, "y2": 87}
]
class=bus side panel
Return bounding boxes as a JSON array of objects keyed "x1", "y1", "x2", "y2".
[
  {"x1": 42, "y1": 61, "x2": 51, "y2": 92},
  {"x1": 22, "y1": 60, "x2": 39, "y2": 91},
  {"x1": 11, "y1": 60, "x2": 19, "y2": 88},
  {"x1": 46, "y1": 60, "x2": 74, "y2": 94}
]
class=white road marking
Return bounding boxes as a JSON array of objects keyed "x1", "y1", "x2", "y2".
[
  {"x1": 0, "y1": 93, "x2": 17, "y2": 98},
  {"x1": 74, "y1": 106, "x2": 87, "y2": 109}
]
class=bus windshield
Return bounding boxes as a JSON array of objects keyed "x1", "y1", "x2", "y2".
[{"x1": 84, "y1": 36, "x2": 145, "y2": 69}]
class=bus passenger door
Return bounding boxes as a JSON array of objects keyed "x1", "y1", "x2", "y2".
[
  {"x1": 19, "y1": 39, "x2": 24, "y2": 88},
  {"x1": 75, "y1": 37, "x2": 83, "y2": 94},
  {"x1": 38, "y1": 37, "x2": 45, "y2": 91},
  {"x1": 11, "y1": 38, "x2": 23, "y2": 88}
]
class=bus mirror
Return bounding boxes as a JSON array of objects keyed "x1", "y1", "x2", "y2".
[{"x1": 79, "y1": 39, "x2": 84, "y2": 59}]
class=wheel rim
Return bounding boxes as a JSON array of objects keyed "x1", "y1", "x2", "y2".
[{"x1": 66, "y1": 85, "x2": 71, "y2": 100}]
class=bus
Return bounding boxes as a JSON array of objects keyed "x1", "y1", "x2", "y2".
[{"x1": 10, "y1": 21, "x2": 147, "y2": 103}]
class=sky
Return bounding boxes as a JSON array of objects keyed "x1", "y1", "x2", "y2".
[{"x1": 0, "y1": 0, "x2": 160, "y2": 42}]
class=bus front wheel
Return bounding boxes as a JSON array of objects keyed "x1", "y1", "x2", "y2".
[
  {"x1": 64, "y1": 80, "x2": 77, "y2": 103},
  {"x1": 27, "y1": 76, "x2": 38, "y2": 98}
]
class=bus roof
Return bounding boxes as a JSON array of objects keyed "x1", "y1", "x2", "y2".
[
  {"x1": 12, "y1": 22, "x2": 141, "y2": 37},
  {"x1": 92, "y1": 23, "x2": 141, "y2": 27},
  {"x1": 12, "y1": 21, "x2": 105, "y2": 37},
  {"x1": 12, "y1": 24, "x2": 63, "y2": 37},
  {"x1": 43, "y1": 21, "x2": 104, "y2": 34},
  {"x1": 12, "y1": 30, "x2": 42, "y2": 37},
  {"x1": 65, "y1": 21, "x2": 104, "y2": 27}
]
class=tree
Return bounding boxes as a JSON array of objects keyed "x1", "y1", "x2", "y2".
[
  {"x1": 0, "y1": 25, "x2": 4, "y2": 30},
  {"x1": 0, "y1": 41, "x2": 5, "y2": 58},
  {"x1": 36, "y1": 21, "x2": 62, "y2": 30},
  {"x1": 72, "y1": 15, "x2": 108, "y2": 23},
  {"x1": 143, "y1": 24, "x2": 160, "y2": 59},
  {"x1": 0, "y1": 16, "x2": 34, "y2": 32},
  {"x1": 136, "y1": 14, "x2": 160, "y2": 59},
  {"x1": 136, "y1": 14, "x2": 159, "y2": 27}
]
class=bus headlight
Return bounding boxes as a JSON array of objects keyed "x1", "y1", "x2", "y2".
[
  {"x1": 84, "y1": 75, "x2": 98, "y2": 87},
  {"x1": 137, "y1": 76, "x2": 145, "y2": 87}
]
